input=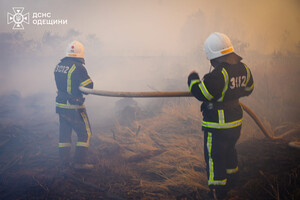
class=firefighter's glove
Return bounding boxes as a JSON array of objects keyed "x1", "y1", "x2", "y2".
[{"x1": 188, "y1": 71, "x2": 200, "y2": 86}]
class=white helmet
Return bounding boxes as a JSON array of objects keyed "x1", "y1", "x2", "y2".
[
  {"x1": 66, "y1": 40, "x2": 85, "y2": 58},
  {"x1": 204, "y1": 32, "x2": 234, "y2": 60}
]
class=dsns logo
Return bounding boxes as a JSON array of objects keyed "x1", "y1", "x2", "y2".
[{"x1": 7, "y1": 7, "x2": 30, "y2": 30}]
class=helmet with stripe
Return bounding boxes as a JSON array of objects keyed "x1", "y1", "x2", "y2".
[
  {"x1": 204, "y1": 32, "x2": 234, "y2": 60},
  {"x1": 66, "y1": 40, "x2": 85, "y2": 58}
]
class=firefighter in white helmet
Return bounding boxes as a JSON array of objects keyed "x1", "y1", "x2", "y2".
[
  {"x1": 54, "y1": 41, "x2": 94, "y2": 170},
  {"x1": 188, "y1": 32, "x2": 254, "y2": 199}
]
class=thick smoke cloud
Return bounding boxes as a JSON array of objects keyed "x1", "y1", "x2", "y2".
[{"x1": 0, "y1": 0, "x2": 299, "y2": 126}]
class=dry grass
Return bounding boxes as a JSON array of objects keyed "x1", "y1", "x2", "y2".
[{"x1": 91, "y1": 98, "x2": 207, "y2": 199}]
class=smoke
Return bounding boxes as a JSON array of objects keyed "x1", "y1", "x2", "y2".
[{"x1": 0, "y1": 0, "x2": 299, "y2": 127}]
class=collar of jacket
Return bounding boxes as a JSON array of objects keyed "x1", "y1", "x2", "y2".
[
  {"x1": 211, "y1": 52, "x2": 242, "y2": 69},
  {"x1": 215, "y1": 62, "x2": 230, "y2": 71},
  {"x1": 61, "y1": 57, "x2": 85, "y2": 65}
]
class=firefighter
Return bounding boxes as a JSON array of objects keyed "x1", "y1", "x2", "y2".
[
  {"x1": 54, "y1": 40, "x2": 94, "y2": 170},
  {"x1": 187, "y1": 32, "x2": 254, "y2": 199}
]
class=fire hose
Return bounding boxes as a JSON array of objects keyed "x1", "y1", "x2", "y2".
[
  {"x1": 79, "y1": 87, "x2": 300, "y2": 149},
  {"x1": 61, "y1": 86, "x2": 298, "y2": 198}
]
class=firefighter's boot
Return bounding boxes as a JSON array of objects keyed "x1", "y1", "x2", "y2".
[{"x1": 74, "y1": 146, "x2": 94, "y2": 170}]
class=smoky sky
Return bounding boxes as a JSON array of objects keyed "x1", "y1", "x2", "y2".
[
  {"x1": 0, "y1": 0, "x2": 299, "y2": 123},
  {"x1": 1, "y1": 0, "x2": 300, "y2": 56}
]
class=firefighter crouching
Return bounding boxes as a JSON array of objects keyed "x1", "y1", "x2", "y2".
[
  {"x1": 188, "y1": 32, "x2": 254, "y2": 199},
  {"x1": 54, "y1": 41, "x2": 94, "y2": 170}
]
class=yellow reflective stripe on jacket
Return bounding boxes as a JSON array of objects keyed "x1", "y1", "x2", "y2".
[
  {"x1": 76, "y1": 112, "x2": 91, "y2": 147},
  {"x1": 226, "y1": 166, "x2": 239, "y2": 174},
  {"x1": 244, "y1": 64, "x2": 254, "y2": 92},
  {"x1": 59, "y1": 143, "x2": 71, "y2": 147},
  {"x1": 67, "y1": 64, "x2": 76, "y2": 94},
  {"x1": 244, "y1": 64, "x2": 251, "y2": 86},
  {"x1": 189, "y1": 79, "x2": 200, "y2": 91},
  {"x1": 218, "y1": 110, "x2": 225, "y2": 124},
  {"x1": 199, "y1": 81, "x2": 214, "y2": 100},
  {"x1": 80, "y1": 78, "x2": 92, "y2": 87},
  {"x1": 202, "y1": 118, "x2": 243, "y2": 129},
  {"x1": 217, "y1": 68, "x2": 229, "y2": 102},
  {"x1": 56, "y1": 102, "x2": 85, "y2": 109},
  {"x1": 245, "y1": 83, "x2": 254, "y2": 92}
]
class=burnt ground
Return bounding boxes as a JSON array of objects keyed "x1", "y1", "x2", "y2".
[
  {"x1": 176, "y1": 138, "x2": 300, "y2": 200},
  {"x1": 0, "y1": 93, "x2": 299, "y2": 200},
  {"x1": 0, "y1": 121, "x2": 299, "y2": 200},
  {"x1": 235, "y1": 138, "x2": 300, "y2": 200}
]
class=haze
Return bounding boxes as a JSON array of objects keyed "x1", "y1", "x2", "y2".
[{"x1": 0, "y1": 0, "x2": 299, "y2": 124}]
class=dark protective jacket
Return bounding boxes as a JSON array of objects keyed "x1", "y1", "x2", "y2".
[
  {"x1": 188, "y1": 61, "x2": 254, "y2": 130},
  {"x1": 54, "y1": 57, "x2": 93, "y2": 113}
]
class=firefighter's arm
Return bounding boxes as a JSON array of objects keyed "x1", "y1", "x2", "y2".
[
  {"x1": 244, "y1": 65, "x2": 254, "y2": 96},
  {"x1": 79, "y1": 67, "x2": 94, "y2": 95},
  {"x1": 188, "y1": 71, "x2": 215, "y2": 101},
  {"x1": 79, "y1": 68, "x2": 93, "y2": 88}
]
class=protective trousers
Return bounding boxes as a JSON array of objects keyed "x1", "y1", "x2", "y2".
[
  {"x1": 58, "y1": 108, "x2": 92, "y2": 166},
  {"x1": 204, "y1": 126, "x2": 241, "y2": 191}
]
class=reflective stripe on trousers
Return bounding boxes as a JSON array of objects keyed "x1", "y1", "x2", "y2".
[
  {"x1": 59, "y1": 143, "x2": 71, "y2": 147},
  {"x1": 76, "y1": 112, "x2": 91, "y2": 147},
  {"x1": 207, "y1": 132, "x2": 227, "y2": 186},
  {"x1": 58, "y1": 109, "x2": 92, "y2": 148},
  {"x1": 226, "y1": 166, "x2": 239, "y2": 174}
]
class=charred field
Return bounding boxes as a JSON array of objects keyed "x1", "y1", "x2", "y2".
[{"x1": 0, "y1": 95, "x2": 300, "y2": 200}]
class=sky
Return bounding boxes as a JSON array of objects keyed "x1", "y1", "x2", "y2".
[
  {"x1": 1, "y1": 0, "x2": 299, "y2": 56},
  {"x1": 0, "y1": 0, "x2": 299, "y2": 121}
]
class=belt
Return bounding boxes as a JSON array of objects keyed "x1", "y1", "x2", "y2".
[
  {"x1": 57, "y1": 90, "x2": 85, "y2": 105},
  {"x1": 202, "y1": 100, "x2": 240, "y2": 110}
]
